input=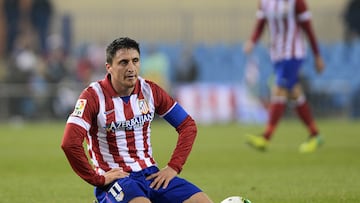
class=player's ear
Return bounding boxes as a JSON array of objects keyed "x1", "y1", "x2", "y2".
[{"x1": 105, "y1": 63, "x2": 111, "y2": 73}]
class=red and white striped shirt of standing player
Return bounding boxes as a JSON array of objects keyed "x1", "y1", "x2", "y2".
[
  {"x1": 62, "y1": 74, "x2": 196, "y2": 186},
  {"x1": 250, "y1": 0, "x2": 320, "y2": 61}
]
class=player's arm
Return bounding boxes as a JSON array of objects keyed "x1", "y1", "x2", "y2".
[
  {"x1": 164, "y1": 108, "x2": 197, "y2": 173},
  {"x1": 146, "y1": 81, "x2": 197, "y2": 189},
  {"x1": 151, "y1": 81, "x2": 197, "y2": 173},
  {"x1": 150, "y1": 112, "x2": 196, "y2": 190},
  {"x1": 62, "y1": 122, "x2": 105, "y2": 186},
  {"x1": 62, "y1": 123, "x2": 127, "y2": 186},
  {"x1": 297, "y1": 0, "x2": 325, "y2": 73},
  {"x1": 244, "y1": 2, "x2": 267, "y2": 54},
  {"x1": 61, "y1": 89, "x2": 105, "y2": 186},
  {"x1": 61, "y1": 88, "x2": 120, "y2": 187}
]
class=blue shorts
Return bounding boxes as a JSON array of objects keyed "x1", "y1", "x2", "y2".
[
  {"x1": 94, "y1": 166, "x2": 202, "y2": 203},
  {"x1": 273, "y1": 59, "x2": 303, "y2": 90}
]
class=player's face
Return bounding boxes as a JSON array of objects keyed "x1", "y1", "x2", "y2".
[{"x1": 106, "y1": 48, "x2": 140, "y2": 95}]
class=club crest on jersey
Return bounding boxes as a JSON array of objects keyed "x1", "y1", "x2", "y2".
[
  {"x1": 138, "y1": 99, "x2": 150, "y2": 114},
  {"x1": 71, "y1": 99, "x2": 87, "y2": 117}
]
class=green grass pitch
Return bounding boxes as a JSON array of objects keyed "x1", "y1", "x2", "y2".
[{"x1": 0, "y1": 118, "x2": 359, "y2": 203}]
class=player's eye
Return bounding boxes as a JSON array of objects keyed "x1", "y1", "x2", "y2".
[
  {"x1": 119, "y1": 60, "x2": 129, "y2": 66},
  {"x1": 132, "y1": 58, "x2": 139, "y2": 63}
]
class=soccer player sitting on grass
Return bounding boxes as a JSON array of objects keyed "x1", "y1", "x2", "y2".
[{"x1": 61, "y1": 37, "x2": 214, "y2": 203}]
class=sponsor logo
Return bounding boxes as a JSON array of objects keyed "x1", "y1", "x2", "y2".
[{"x1": 104, "y1": 112, "x2": 154, "y2": 132}]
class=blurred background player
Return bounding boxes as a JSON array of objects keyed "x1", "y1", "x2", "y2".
[
  {"x1": 61, "y1": 37, "x2": 213, "y2": 203},
  {"x1": 243, "y1": 0, "x2": 325, "y2": 153}
]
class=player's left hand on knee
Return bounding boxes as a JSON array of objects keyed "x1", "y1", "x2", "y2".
[{"x1": 146, "y1": 166, "x2": 177, "y2": 190}]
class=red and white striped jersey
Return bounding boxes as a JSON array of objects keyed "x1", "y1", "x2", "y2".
[
  {"x1": 252, "y1": 0, "x2": 319, "y2": 61},
  {"x1": 66, "y1": 75, "x2": 176, "y2": 175}
]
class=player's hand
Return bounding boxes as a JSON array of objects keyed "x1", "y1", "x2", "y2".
[
  {"x1": 243, "y1": 40, "x2": 254, "y2": 55},
  {"x1": 103, "y1": 168, "x2": 129, "y2": 186},
  {"x1": 314, "y1": 55, "x2": 325, "y2": 74},
  {"x1": 146, "y1": 166, "x2": 177, "y2": 190}
]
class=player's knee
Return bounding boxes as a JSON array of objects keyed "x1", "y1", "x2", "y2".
[
  {"x1": 184, "y1": 192, "x2": 213, "y2": 203},
  {"x1": 128, "y1": 196, "x2": 151, "y2": 203}
]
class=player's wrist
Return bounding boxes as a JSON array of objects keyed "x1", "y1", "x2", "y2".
[{"x1": 167, "y1": 163, "x2": 181, "y2": 174}]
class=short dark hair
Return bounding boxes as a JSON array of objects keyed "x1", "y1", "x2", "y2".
[{"x1": 106, "y1": 37, "x2": 140, "y2": 64}]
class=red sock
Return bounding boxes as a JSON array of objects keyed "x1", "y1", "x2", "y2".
[
  {"x1": 295, "y1": 98, "x2": 318, "y2": 137},
  {"x1": 263, "y1": 101, "x2": 286, "y2": 140}
]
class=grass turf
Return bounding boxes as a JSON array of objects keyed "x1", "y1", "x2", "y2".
[{"x1": 0, "y1": 118, "x2": 359, "y2": 203}]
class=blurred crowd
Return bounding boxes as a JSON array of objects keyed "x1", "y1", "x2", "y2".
[
  {"x1": 0, "y1": 0, "x2": 198, "y2": 121},
  {"x1": 343, "y1": 0, "x2": 360, "y2": 43},
  {"x1": 0, "y1": 0, "x2": 359, "y2": 121},
  {"x1": 0, "y1": 0, "x2": 108, "y2": 120}
]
